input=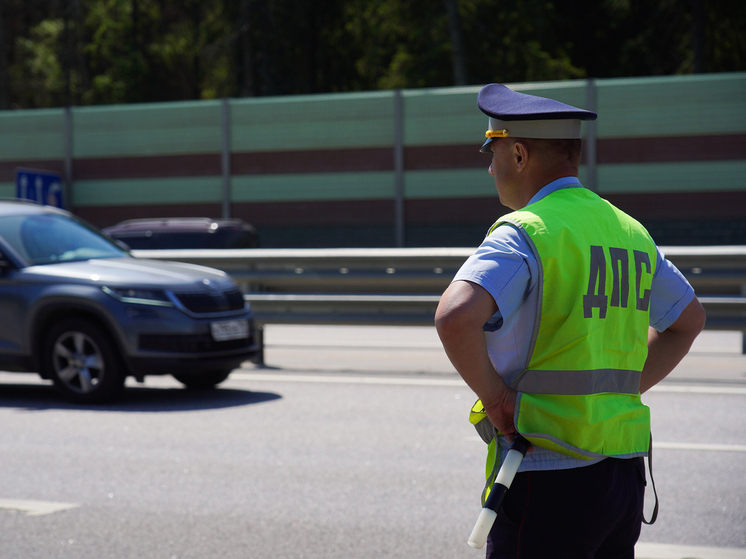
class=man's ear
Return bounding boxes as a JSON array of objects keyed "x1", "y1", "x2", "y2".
[{"x1": 513, "y1": 140, "x2": 529, "y2": 172}]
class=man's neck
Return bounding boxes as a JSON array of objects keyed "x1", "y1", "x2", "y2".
[{"x1": 515, "y1": 167, "x2": 579, "y2": 209}]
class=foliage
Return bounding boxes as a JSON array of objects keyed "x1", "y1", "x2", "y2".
[
  {"x1": 0, "y1": 0, "x2": 743, "y2": 109},
  {"x1": 11, "y1": 19, "x2": 67, "y2": 108}
]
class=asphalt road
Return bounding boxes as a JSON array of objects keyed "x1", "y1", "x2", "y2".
[{"x1": 0, "y1": 326, "x2": 744, "y2": 559}]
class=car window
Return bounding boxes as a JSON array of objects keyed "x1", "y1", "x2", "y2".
[
  {"x1": 110, "y1": 230, "x2": 258, "y2": 249},
  {"x1": 111, "y1": 232, "x2": 213, "y2": 249},
  {"x1": 155, "y1": 232, "x2": 214, "y2": 249},
  {"x1": 0, "y1": 213, "x2": 128, "y2": 265}
]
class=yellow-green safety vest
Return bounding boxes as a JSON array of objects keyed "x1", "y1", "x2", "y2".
[{"x1": 471, "y1": 186, "x2": 656, "y2": 493}]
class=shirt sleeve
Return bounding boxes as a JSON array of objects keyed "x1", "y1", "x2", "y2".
[
  {"x1": 451, "y1": 224, "x2": 533, "y2": 329},
  {"x1": 649, "y1": 247, "x2": 695, "y2": 332}
]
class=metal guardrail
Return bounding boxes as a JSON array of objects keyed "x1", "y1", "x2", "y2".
[
  {"x1": 656, "y1": 246, "x2": 746, "y2": 296},
  {"x1": 132, "y1": 246, "x2": 746, "y2": 333},
  {"x1": 133, "y1": 248, "x2": 469, "y2": 295},
  {"x1": 242, "y1": 293, "x2": 442, "y2": 326}
]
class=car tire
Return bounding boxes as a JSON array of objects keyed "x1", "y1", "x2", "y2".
[
  {"x1": 172, "y1": 370, "x2": 232, "y2": 390},
  {"x1": 42, "y1": 318, "x2": 126, "y2": 404}
]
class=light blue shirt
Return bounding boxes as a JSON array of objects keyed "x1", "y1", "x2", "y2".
[{"x1": 453, "y1": 177, "x2": 695, "y2": 471}]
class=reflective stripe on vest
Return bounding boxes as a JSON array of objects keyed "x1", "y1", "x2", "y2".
[{"x1": 512, "y1": 368, "x2": 641, "y2": 395}]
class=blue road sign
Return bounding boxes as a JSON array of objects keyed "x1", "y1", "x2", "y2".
[{"x1": 15, "y1": 169, "x2": 65, "y2": 209}]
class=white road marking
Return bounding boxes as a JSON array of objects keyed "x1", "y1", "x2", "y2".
[
  {"x1": 232, "y1": 372, "x2": 465, "y2": 386},
  {"x1": 464, "y1": 436, "x2": 746, "y2": 453},
  {"x1": 233, "y1": 372, "x2": 746, "y2": 395},
  {"x1": 0, "y1": 499, "x2": 80, "y2": 516},
  {"x1": 653, "y1": 442, "x2": 746, "y2": 453},
  {"x1": 635, "y1": 542, "x2": 746, "y2": 559},
  {"x1": 649, "y1": 384, "x2": 746, "y2": 395}
]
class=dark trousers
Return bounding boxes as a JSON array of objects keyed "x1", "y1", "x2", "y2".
[{"x1": 486, "y1": 457, "x2": 646, "y2": 559}]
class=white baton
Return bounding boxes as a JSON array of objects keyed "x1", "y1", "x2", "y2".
[{"x1": 467, "y1": 435, "x2": 531, "y2": 549}]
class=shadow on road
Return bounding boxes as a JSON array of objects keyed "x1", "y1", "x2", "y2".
[{"x1": 0, "y1": 381, "x2": 282, "y2": 413}]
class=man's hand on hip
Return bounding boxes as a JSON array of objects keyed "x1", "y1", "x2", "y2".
[{"x1": 483, "y1": 387, "x2": 519, "y2": 441}]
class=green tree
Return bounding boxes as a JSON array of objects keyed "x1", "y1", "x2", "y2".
[
  {"x1": 0, "y1": 0, "x2": 744, "y2": 109},
  {"x1": 11, "y1": 18, "x2": 68, "y2": 107}
]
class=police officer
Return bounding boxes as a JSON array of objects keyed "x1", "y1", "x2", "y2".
[{"x1": 435, "y1": 84, "x2": 706, "y2": 558}]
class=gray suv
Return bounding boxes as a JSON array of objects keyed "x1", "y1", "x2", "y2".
[{"x1": 0, "y1": 200, "x2": 259, "y2": 403}]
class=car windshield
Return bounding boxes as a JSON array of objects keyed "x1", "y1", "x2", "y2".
[{"x1": 0, "y1": 213, "x2": 128, "y2": 265}]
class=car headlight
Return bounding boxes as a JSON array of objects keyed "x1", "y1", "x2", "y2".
[{"x1": 102, "y1": 286, "x2": 174, "y2": 307}]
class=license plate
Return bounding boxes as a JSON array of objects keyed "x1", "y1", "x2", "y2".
[{"x1": 210, "y1": 319, "x2": 249, "y2": 341}]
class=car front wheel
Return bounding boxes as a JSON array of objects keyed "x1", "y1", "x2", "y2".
[
  {"x1": 172, "y1": 370, "x2": 232, "y2": 390},
  {"x1": 42, "y1": 318, "x2": 126, "y2": 404}
]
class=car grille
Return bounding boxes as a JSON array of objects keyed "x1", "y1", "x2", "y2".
[
  {"x1": 138, "y1": 333, "x2": 253, "y2": 353},
  {"x1": 173, "y1": 288, "x2": 246, "y2": 314}
]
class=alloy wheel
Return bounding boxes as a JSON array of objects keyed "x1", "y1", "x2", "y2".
[{"x1": 52, "y1": 331, "x2": 105, "y2": 394}]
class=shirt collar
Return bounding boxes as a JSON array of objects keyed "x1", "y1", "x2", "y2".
[{"x1": 526, "y1": 176, "x2": 583, "y2": 206}]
